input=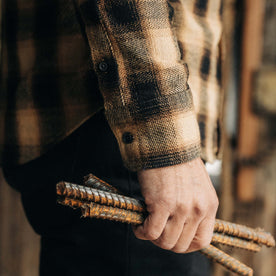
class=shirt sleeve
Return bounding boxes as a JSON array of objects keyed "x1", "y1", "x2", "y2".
[{"x1": 78, "y1": 0, "x2": 201, "y2": 171}]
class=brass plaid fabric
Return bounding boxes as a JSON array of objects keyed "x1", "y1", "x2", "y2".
[{"x1": 0, "y1": 0, "x2": 222, "y2": 171}]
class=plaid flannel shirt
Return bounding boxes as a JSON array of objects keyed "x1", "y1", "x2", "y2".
[{"x1": 0, "y1": 0, "x2": 222, "y2": 171}]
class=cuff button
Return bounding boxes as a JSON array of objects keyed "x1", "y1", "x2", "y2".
[
  {"x1": 122, "y1": 132, "x2": 134, "y2": 144},
  {"x1": 98, "y1": 61, "x2": 108, "y2": 72}
]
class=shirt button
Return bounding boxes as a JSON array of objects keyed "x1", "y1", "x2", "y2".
[
  {"x1": 122, "y1": 132, "x2": 134, "y2": 144},
  {"x1": 98, "y1": 61, "x2": 108, "y2": 72}
]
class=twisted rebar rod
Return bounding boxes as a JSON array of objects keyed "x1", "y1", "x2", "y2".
[
  {"x1": 82, "y1": 175, "x2": 275, "y2": 248},
  {"x1": 57, "y1": 181, "x2": 145, "y2": 213},
  {"x1": 84, "y1": 174, "x2": 121, "y2": 194},
  {"x1": 58, "y1": 197, "x2": 260, "y2": 253},
  {"x1": 211, "y1": 233, "x2": 261, "y2": 252},
  {"x1": 56, "y1": 177, "x2": 275, "y2": 276},
  {"x1": 58, "y1": 197, "x2": 145, "y2": 224},
  {"x1": 201, "y1": 245, "x2": 253, "y2": 276},
  {"x1": 57, "y1": 180, "x2": 275, "y2": 247},
  {"x1": 57, "y1": 194, "x2": 254, "y2": 276},
  {"x1": 214, "y1": 219, "x2": 275, "y2": 247},
  {"x1": 57, "y1": 199, "x2": 256, "y2": 275}
]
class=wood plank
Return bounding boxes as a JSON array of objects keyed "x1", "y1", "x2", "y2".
[
  {"x1": 262, "y1": 0, "x2": 276, "y2": 65},
  {"x1": 237, "y1": 0, "x2": 265, "y2": 201}
]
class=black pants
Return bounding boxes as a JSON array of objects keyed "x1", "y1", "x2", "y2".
[{"x1": 3, "y1": 111, "x2": 209, "y2": 276}]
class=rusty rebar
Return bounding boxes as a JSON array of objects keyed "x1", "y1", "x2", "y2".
[
  {"x1": 57, "y1": 180, "x2": 275, "y2": 247},
  {"x1": 211, "y1": 233, "x2": 260, "y2": 252},
  {"x1": 201, "y1": 245, "x2": 253, "y2": 276},
  {"x1": 57, "y1": 181, "x2": 145, "y2": 213},
  {"x1": 57, "y1": 194, "x2": 255, "y2": 276},
  {"x1": 82, "y1": 175, "x2": 273, "y2": 250},
  {"x1": 58, "y1": 197, "x2": 145, "y2": 224},
  {"x1": 58, "y1": 195, "x2": 260, "y2": 252},
  {"x1": 56, "y1": 176, "x2": 275, "y2": 276},
  {"x1": 214, "y1": 219, "x2": 275, "y2": 247},
  {"x1": 81, "y1": 174, "x2": 274, "y2": 247},
  {"x1": 83, "y1": 173, "x2": 121, "y2": 194}
]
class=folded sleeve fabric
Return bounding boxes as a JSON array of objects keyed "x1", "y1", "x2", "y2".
[{"x1": 78, "y1": 0, "x2": 201, "y2": 171}]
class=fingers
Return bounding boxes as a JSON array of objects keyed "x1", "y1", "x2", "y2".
[
  {"x1": 134, "y1": 160, "x2": 219, "y2": 254},
  {"x1": 133, "y1": 208, "x2": 170, "y2": 241},
  {"x1": 170, "y1": 199, "x2": 217, "y2": 253},
  {"x1": 151, "y1": 212, "x2": 186, "y2": 250},
  {"x1": 170, "y1": 215, "x2": 200, "y2": 253},
  {"x1": 185, "y1": 217, "x2": 216, "y2": 253},
  {"x1": 133, "y1": 205, "x2": 216, "y2": 254},
  {"x1": 133, "y1": 197, "x2": 217, "y2": 253}
]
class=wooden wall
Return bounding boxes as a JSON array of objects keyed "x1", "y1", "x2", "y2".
[
  {"x1": 215, "y1": 0, "x2": 276, "y2": 275},
  {"x1": 0, "y1": 169, "x2": 40, "y2": 276}
]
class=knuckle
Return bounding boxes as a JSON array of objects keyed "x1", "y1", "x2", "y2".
[
  {"x1": 172, "y1": 248, "x2": 183, "y2": 254},
  {"x1": 144, "y1": 195, "x2": 155, "y2": 206},
  {"x1": 189, "y1": 243, "x2": 202, "y2": 251},
  {"x1": 195, "y1": 236, "x2": 212, "y2": 249},
  {"x1": 212, "y1": 197, "x2": 219, "y2": 210},
  {"x1": 198, "y1": 240, "x2": 210, "y2": 249},
  {"x1": 155, "y1": 236, "x2": 175, "y2": 250},
  {"x1": 172, "y1": 246, "x2": 188, "y2": 253},
  {"x1": 144, "y1": 199, "x2": 157, "y2": 212},
  {"x1": 176, "y1": 202, "x2": 189, "y2": 214},
  {"x1": 145, "y1": 232, "x2": 159, "y2": 240},
  {"x1": 159, "y1": 241, "x2": 175, "y2": 250},
  {"x1": 133, "y1": 229, "x2": 142, "y2": 239},
  {"x1": 193, "y1": 203, "x2": 205, "y2": 218},
  {"x1": 172, "y1": 239, "x2": 190, "y2": 253},
  {"x1": 144, "y1": 229, "x2": 160, "y2": 240},
  {"x1": 209, "y1": 196, "x2": 219, "y2": 211}
]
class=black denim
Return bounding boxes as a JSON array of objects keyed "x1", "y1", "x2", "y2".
[{"x1": 3, "y1": 111, "x2": 210, "y2": 276}]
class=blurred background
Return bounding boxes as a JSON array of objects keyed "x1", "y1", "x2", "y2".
[{"x1": 0, "y1": 0, "x2": 276, "y2": 275}]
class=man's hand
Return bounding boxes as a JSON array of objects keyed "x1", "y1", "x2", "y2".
[{"x1": 132, "y1": 157, "x2": 219, "y2": 253}]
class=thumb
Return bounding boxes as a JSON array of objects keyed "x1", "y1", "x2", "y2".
[{"x1": 132, "y1": 210, "x2": 169, "y2": 241}]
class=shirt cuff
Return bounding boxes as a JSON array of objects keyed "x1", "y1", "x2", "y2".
[{"x1": 105, "y1": 91, "x2": 201, "y2": 171}]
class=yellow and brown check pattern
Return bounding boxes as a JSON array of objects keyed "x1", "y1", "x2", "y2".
[
  {"x1": 0, "y1": 0, "x2": 222, "y2": 171},
  {"x1": 171, "y1": 0, "x2": 223, "y2": 162}
]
